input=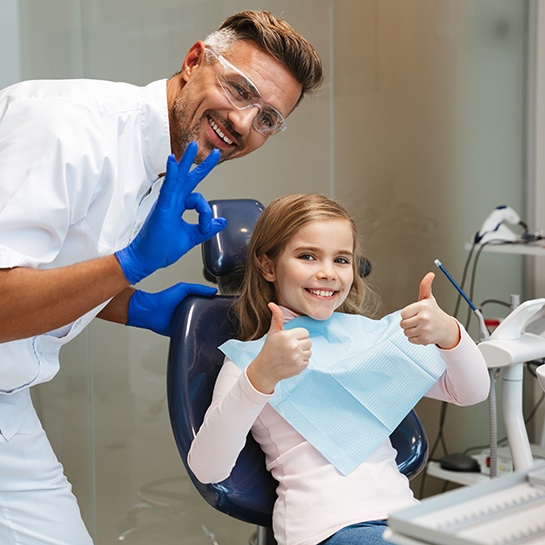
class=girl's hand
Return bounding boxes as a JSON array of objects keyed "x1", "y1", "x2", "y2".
[
  {"x1": 246, "y1": 302, "x2": 312, "y2": 394},
  {"x1": 400, "y1": 272, "x2": 460, "y2": 350}
]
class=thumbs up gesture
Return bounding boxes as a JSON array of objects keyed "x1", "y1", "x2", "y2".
[
  {"x1": 400, "y1": 272, "x2": 460, "y2": 349},
  {"x1": 246, "y1": 302, "x2": 312, "y2": 394}
]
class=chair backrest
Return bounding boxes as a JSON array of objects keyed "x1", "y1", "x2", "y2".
[
  {"x1": 166, "y1": 198, "x2": 429, "y2": 528},
  {"x1": 168, "y1": 295, "x2": 277, "y2": 527}
]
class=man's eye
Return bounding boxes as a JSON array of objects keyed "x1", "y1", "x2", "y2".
[
  {"x1": 225, "y1": 81, "x2": 247, "y2": 102},
  {"x1": 226, "y1": 81, "x2": 251, "y2": 102},
  {"x1": 258, "y1": 110, "x2": 275, "y2": 128}
]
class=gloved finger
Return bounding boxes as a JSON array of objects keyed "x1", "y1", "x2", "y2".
[
  {"x1": 177, "y1": 141, "x2": 199, "y2": 174},
  {"x1": 178, "y1": 282, "x2": 218, "y2": 297},
  {"x1": 159, "y1": 143, "x2": 199, "y2": 208},
  {"x1": 156, "y1": 154, "x2": 182, "y2": 209},
  {"x1": 184, "y1": 193, "x2": 212, "y2": 233},
  {"x1": 185, "y1": 194, "x2": 226, "y2": 235},
  {"x1": 187, "y1": 148, "x2": 221, "y2": 192},
  {"x1": 178, "y1": 217, "x2": 227, "y2": 249},
  {"x1": 174, "y1": 144, "x2": 219, "y2": 198},
  {"x1": 209, "y1": 217, "x2": 227, "y2": 237},
  {"x1": 160, "y1": 145, "x2": 219, "y2": 212}
]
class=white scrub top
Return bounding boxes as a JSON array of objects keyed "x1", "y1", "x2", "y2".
[{"x1": 0, "y1": 78, "x2": 171, "y2": 440}]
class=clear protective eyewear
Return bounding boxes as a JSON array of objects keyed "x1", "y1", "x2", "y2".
[{"x1": 207, "y1": 47, "x2": 287, "y2": 136}]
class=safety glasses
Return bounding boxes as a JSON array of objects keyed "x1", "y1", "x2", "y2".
[{"x1": 207, "y1": 47, "x2": 287, "y2": 136}]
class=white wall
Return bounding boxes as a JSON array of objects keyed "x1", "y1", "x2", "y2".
[
  {"x1": 530, "y1": 3, "x2": 545, "y2": 293},
  {"x1": 527, "y1": 0, "x2": 545, "y2": 446}
]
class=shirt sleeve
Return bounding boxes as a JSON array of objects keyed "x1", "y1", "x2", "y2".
[
  {"x1": 0, "y1": 88, "x2": 108, "y2": 268},
  {"x1": 425, "y1": 321, "x2": 490, "y2": 405},
  {"x1": 187, "y1": 357, "x2": 272, "y2": 484}
]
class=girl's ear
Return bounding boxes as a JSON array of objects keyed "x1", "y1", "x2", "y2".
[{"x1": 258, "y1": 255, "x2": 276, "y2": 282}]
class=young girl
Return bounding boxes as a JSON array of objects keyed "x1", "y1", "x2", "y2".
[{"x1": 188, "y1": 194, "x2": 489, "y2": 545}]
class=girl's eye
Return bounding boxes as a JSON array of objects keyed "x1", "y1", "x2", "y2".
[
  {"x1": 299, "y1": 254, "x2": 315, "y2": 261},
  {"x1": 335, "y1": 257, "x2": 351, "y2": 265}
]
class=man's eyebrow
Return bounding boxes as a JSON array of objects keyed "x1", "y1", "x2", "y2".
[{"x1": 231, "y1": 72, "x2": 260, "y2": 97}]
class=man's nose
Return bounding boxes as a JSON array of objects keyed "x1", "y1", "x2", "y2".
[{"x1": 228, "y1": 105, "x2": 258, "y2": 135}]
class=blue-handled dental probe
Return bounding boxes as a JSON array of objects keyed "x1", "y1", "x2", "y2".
[
  {"x1": 434, "y1": 259, "x2": 476, "y2": 311},
  {"x1": 434, "y1": 259, "x2": 490, "y2": 341}
]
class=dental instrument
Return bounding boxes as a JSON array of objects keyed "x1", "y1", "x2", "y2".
[{"x1": 474, "y1": 205, "x2": 527, "y2": 245}]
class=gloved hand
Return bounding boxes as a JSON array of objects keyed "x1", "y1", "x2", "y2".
[
  {"x1": 127, "y1": 283, "x2": 217, "y2": 336},
  {"x1": 115, "y1": 142, "x2": 226, "y2": 285}
]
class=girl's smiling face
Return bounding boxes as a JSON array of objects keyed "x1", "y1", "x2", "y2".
[{"x1": 259, "y1": 219, "x2": 355, "y2": 321}]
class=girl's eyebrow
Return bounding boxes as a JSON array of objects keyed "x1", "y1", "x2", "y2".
[
  {"x1": 293, "y1": 245, "x2": 320, "y2": 252},
  {"x1": 293, "y1": 244, "x2": 353, "y2": 256}
]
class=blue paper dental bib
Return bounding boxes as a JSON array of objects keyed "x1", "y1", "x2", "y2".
[{"x1": 219, "y1": 311, "x2": 445, "y2": 475}]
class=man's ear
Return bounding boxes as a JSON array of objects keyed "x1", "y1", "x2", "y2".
[
  {"x1": 180, "y1": 41, "x2": 206, "y2": 82},
  {"x1": 258, "y1": 255, "x2": 276, "y2": 282}
]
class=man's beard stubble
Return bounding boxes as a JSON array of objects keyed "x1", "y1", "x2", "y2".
[
  {"x1": 169, "y1": 95, "x2": 209, "y2": 163},
  {"x1": 170, "y1": 96, "x2": 242, "y2": 165}
]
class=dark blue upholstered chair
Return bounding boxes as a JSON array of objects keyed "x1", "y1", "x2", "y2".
[{"x1": 167, "y1": 199, "x2": 428, "y2": 544}]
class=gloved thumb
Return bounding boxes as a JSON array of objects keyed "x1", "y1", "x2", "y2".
[
  {"x1": 181, "y1": 283, "x2": 218, "y2": 298},
  {"x1": 189, "y1": 217, "x2": 228, "y2": 246},
  {"x1": 267, "y1": 302, "x2": 284, "y2": 333}
]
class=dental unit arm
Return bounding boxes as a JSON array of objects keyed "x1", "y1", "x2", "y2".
[
  {"x1": 474, "y1": 205, "x2": 527, "y2": 244},
  {"x1": 478, "y1": 298, "x2": 545, "y2": 470}
]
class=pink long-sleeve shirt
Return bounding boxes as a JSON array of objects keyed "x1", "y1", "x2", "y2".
[{"x1": 188, "y1": 310, "x2": 490, "y2": 545}]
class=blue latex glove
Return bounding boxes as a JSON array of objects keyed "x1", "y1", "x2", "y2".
[
  {"x1": 127, "y1": 283, "x2": 217, "y2": 336},
  {"x1": 115, "y1": 142, "x2": 226, "y2": 285}
]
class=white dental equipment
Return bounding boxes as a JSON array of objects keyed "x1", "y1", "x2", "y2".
[
  {"x1": 478, "y1": 298, "x2": 545, "y2": 471},
  {"x1": 474, "y1": 205, "x2": 527, "y2": 244},
  {"x1": 434, "y1": 259, "x2": 545, "y2": 474},
  {"x1": 384, "y1": 299, "x2": 545, "y2": 545},
  {"x1": 384, "y1": 298, "x2": 545, "y2": 545},
  {"x1": 385, "y1": 461, "x2": 545, "y2": 545}
]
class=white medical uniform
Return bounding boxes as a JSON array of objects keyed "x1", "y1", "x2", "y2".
[{"x1": 0, "y1": 78, "x2": 171, "y2": 544}]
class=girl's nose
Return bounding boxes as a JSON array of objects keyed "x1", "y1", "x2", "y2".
[{"x1": 317, "y1": 264, "x2": 336, "y2": 280}]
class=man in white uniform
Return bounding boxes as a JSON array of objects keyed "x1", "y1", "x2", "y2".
[{"x1": 0, "y1": 10, "x2": 323, "y2": 545}]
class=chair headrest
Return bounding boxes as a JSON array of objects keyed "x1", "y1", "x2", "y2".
[{"x1": 201, "y1": 199, "x2": 265, "y2": 294}]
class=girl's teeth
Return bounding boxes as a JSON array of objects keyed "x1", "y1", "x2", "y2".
[{"x1": 310, "y1": 289, "x2": 334, "y2": 297}]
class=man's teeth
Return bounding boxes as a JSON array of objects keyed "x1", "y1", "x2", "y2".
[
  {"x1": 209, "y1": 118, "x2": 233, "y2": 145},
  {"x1": 309, "y1": 289, "x2": 335, "y2": 297}
]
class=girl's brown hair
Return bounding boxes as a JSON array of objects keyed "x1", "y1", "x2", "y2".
[{"x1": 235, "y1": 194, "x2": 376, "y2": 340}]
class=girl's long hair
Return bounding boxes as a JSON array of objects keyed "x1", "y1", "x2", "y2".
[{"x1": 235, "y1": 194, "x2": 377, "y2": 340}]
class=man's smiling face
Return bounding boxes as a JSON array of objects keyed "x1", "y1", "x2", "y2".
[{"x1": 168, "y1": 40, "x2": 302, "y2": 164}]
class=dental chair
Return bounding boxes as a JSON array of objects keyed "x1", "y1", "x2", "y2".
[{"x1": 167, "y1": 199, "x2": 429, "y2": 545}]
